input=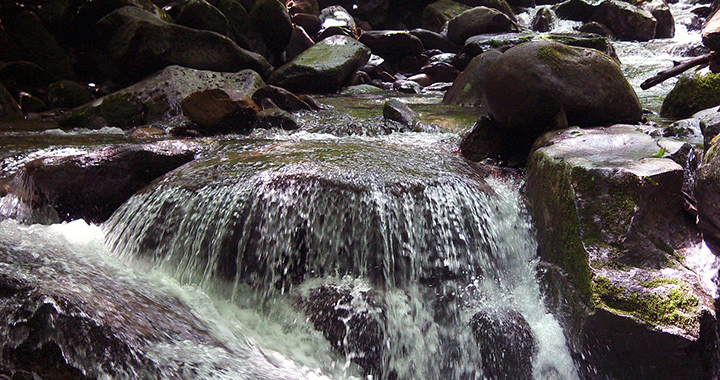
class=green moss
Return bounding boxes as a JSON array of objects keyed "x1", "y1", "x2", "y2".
[
  {"x1": 641, "y1": 278, "x2": 684, "y2": 288},
  {"x1": 594, "y1": 276, "x2": 699, "y2": 331},
  {"x1": 661, "y1": 73, "x2": 720, "y2": 119}
]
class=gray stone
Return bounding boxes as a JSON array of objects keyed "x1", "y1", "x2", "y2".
[
  {"x1": 446, "y1": 6, "x2": 516, "y2": 46},
  {"x1": 383, "y1": 99, "x2": 418, "y2": 127},
  {"x1": 268, "y1": 35, "x2": 371, "y2": 94},
  {"x1": 443, "y1": 49, "x2": 502, "y2": 106},
  {"x1": 590, "y1": 0, "x2": 657, "y2": 41}
]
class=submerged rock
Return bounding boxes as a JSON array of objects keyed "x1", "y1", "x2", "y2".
[
  {"x1": 526, "y1": 125, "x2": 716, "y2": 380},
  {"x1": 59, "y1": 66, "x2": 265, "y2": 130},
  {"x1": 268, "y1": 35, "x2": 371, "y2": 93},
  {"x1": 299, "y1": 283, "x2": 385, "y2": 377},
  {"x1": 471, "y1": 308, "x2": 536, "y2": 380},
  {"x1": 11, "y1": 141, "x2": 200, "y2": 223}
]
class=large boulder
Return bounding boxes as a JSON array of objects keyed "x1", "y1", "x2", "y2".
[
  {"x1": 554, "y1": 0, "x2": 602, "y2": 22},
  {"x1": 358, "y1": 31, "x2": 425, "y2": 62},
  {"x1": 59, "y1": 66, "x2": 265, "y2": 129},
  {"x1": 443, "y1": 49, "x2": 502, "y2": 106},
  {"x1": 249, "y1": 0, "x2": 293, "y2": 56},
  {"x1": 96, "y1": 6, "x2": 271, "y2": 81},
  {"x1": 10, "y1": 141, "x2": 200, "y2": 223},
  {"x1": 421, "y1": 0, "x2": 471, "y2": 33},
  {"x1": 590, "y1": 0, "x2": 657, "y2": 41},
  {"x1": 268, "y1": 35, "x2": 371, "y2": 94},
  {"x1": 526, "y1": 125, "x2": 717, "y2": 380},
  {"x1": 661, "y1": 71, "x2": 720, "y2": 119},
  {"x1": 4, "y1": 11, "x2": 76, "y2": 80},
  {"x1": 643, "y1": 0, "x2": 674, "y2": 39},
  {"x1": 483, "y1": 41, "x2": 641, "y2": 151},
  {"x1": 445, "y1": 6, "x2": 516, "y2": 46},
  {"x1": 175, "y1": 0, "x2": 231, "y2": 37}
]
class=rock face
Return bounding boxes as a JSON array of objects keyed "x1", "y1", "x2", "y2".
[
  {"x1": 470, "y1": 308, "x2": 536, "y2": 380},
  {"x1": 59, "y1": 66, "x2": 265, "y2": 130},
  {"x1": 661, "y1": 71, "x2": 720, "y2": 119},
  {"x1": 268, "y1": 35, "x2": 371, "y2": 94},
  {"x1": 526, "y1": 125, "x2": 717, "y2": 380},
  {"x1": 483, "y1": 41, "x2": 641, "y2": 151},
  {"x1": 11, "y1": 141, "x2": 200, "y2": 223},
  {"x1": 96, "y1": 6, "x2": 271, "y2": 81},
  {"x1": 446, "y1": 6, "x2": 516, "y2": 45},
  {"x1": 695, "y1": 137, "x2": 720, "y2": 254}
]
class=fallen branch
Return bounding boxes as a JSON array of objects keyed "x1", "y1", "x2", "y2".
[{"x1": 640, "y1": 53, "x2": 712, "y2": 90}]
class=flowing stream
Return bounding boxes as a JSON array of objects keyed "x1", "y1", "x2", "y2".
[{"x1": 0, "y1": 0, "x2": 710, "y2": 378}]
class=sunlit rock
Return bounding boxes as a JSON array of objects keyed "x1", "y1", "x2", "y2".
[
  {"x1": 642, "y1": 0, "x2": 675, "y2": 39},
  {"x1": 661, "y1": 69, "x2": 720, "y2": 119},
  {"x1": 590, "y1": 0, "x2": 657, "y2": 41},
  {"x1": 526, "y1": 125, "x2": 717, "y2": 380},
  {"x1": 11, "y1": 140, "x2": 201, "y2": 223},
  {"x1": 268, "y1": 35, "x2": 371, "y2": 93},
  {"x1": 383, "y1": 98, "x2": 418, "y2": 127},
  {"x1": 59, "y1": 66, "x2": 265, "y2": 130},
  {"x1": 445, "y1": 6, "x2": 516, "y2": 46}
]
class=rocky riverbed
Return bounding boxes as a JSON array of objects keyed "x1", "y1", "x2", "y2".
[{"x1": 2, "y1": 0, "x2": 720, "y2": 379}]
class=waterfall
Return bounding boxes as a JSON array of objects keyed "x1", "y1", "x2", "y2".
[{"x1": 104, "y1": 133, "x2": 578, "y2": 380}]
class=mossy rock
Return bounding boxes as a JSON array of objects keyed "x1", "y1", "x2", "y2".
[
  {"x1": 59, "y1": 66, "x2": 265, "y2": 129},
  {"x1": 661, "y1": 71, "x2": 720, "y2": 119},
  {"x1": 268, "y1": 35, "x2": 371, "y2": 94},
  {"x1": 421, "y1": 0, "x2": 471, "y2": 33}
]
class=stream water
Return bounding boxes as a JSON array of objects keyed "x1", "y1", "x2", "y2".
[{"x1": 0, "y1": 1, "x2": 711, "y2": 379}]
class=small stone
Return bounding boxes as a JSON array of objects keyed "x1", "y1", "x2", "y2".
[{"x1": 383, "y1": 99, "x2": 417, "y2": 127}]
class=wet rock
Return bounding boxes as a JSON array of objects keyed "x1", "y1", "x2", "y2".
[
  {"x1": 457, "y1": 0, "x2": 516, "y2": 21},
  {"x1": 702, "y1": 7, "x2": 720, "y2": 51},
  {"x1": 254, "y1": 107, "x2": 298, "y2": 130},
  {"x1": 661, "y1": 70, "x2": 720, "y2": 119},
  {"x1": 531, "y1": 7, "x2": 554, "y2": 32},
  {"x1": 13, "y1": 141, "x2": 200, "y2": 223},
  {"x1": 590, "y1": 0, "x2": 657, "y2": 41},
  {"x1": 287, "y1": 0, "x2": 320, "y2": 15},
  {"x1": 459, "y1": 116, "x2": 527, "y2": 164},
  {"x1": 643, "y1": 0, "x2": 674, "y2": 39},
  {"x1": 393, "y1": 80, "x2": 423, "y2": 93},
  {"x1": 176, "y1": 0, "x2": 231, "y2": 37},
  {"x1": 252, "y1": 85, "x2": 315, "y2": 112},
  {"x1": 446, "y1": 6, "x2": 516, "y2": 46},
  {"x1": 0, "y1": 61, "x2": 58, "y2": 99},
  {"x1": 470, "y1": 308, "x2": 536, "y2": 380},
  {"x1": 459, "y1": 32, "x2": 617, "y2": 62},
  {"x1": 268, "y1": 35, "x2": 371, "y2": 94},
  {"x1": 97, "y1": 6, "x2": 271, "y2": 81},
  {"x1": 695, "y1": 136, "x2": 720, "y2": 254},
  {"x1": 47, "y1": 80, "x2": 96, "y2": 109},
  {"x1": 483, "y1": 41, "x2": 640, "y2": 152},
  {"x1": 286, "y1": 25, "x2": 316, "y2": 60},
  {"x1": 700, "y1": 110, "x2": 720, "y2": 151},
  {"x1": 181, "y1": 89, "x2": 260, "y2": 134},
  {"x1": 17, "y1": 92, "x2": 48, "y2": 113},
  {"x1": 318, "y1": 6, "x2": 356, "y2": 38},
  {"x1": 554, "y1": 0, "x2": 601, "y2": 22},
  {"x1": 358, "y1": 30, "x2": 425, "y2": 62},
  {"x1": 443, "y1": 49, "x2": 501, "y2": 106},
  {"x1": 526, "y1": 125, "x2": 717, "y2": 379},
  {"x1": 0, "y1": 84, "x2": 22, "y2": 120},
  {"x1": 578, "y1": 21, "x2": 614, "y2": 37},
  {"x1": 249, "y1": 0, "x2": 293, "y2": 57},
  {"x1": 421, "y1": 61, "x2": 459, "y2": 82},
  {"x1": 422, "y1": 0, "x2": 471, "y2": 33},
  {"x1": 59, "y1": 66, "x2": 265, "y2": 130},
  {"x1": 409, "y1": 28, "x2": 459, "y2": 53},
  {"x1": 293, "y1": 13, "x2": 323, "y2": 36},
  {"x1": 4, "y1": 11, "x2": 76, "y2": 80},
  {"x1": 383, "y1": 99, "x2": 417, "y2": 127},
  {"x1": 300, "y1": 283, "x2": 385, "y2": 377}
]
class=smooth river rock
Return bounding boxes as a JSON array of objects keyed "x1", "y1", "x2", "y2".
[{"x1": 268, "y1": 35, "x2": 371, "y2": 94}]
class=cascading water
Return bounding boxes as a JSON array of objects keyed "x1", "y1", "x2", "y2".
[{"x1": 102, "y1": 132, "x2": 578, "y2": 380}]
